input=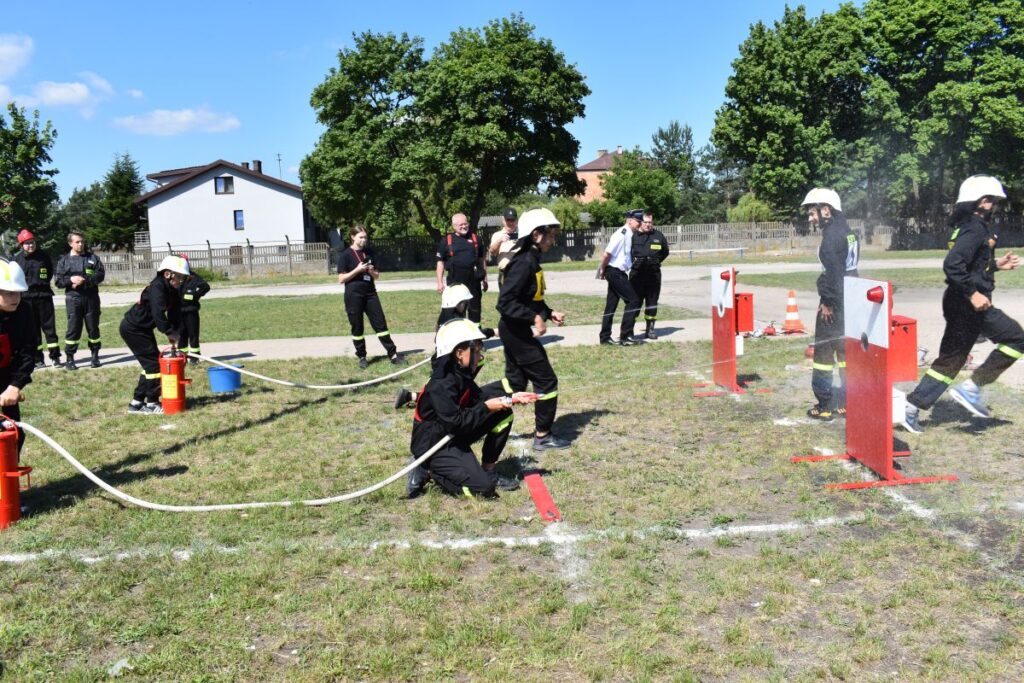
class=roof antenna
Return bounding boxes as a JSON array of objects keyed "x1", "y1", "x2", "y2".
[{"x1": 276, "y1": 153, "x2": 283, "y2": 179}]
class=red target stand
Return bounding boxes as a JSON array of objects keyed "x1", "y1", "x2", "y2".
[
  {"x1": 792, "y1": 277, "x2": 957, "y2": 489},
  {"x1": 693, "y1": 266, "x2": 771, "y2": 397}
]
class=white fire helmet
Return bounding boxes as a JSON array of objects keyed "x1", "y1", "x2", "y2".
[
  {"x1": 157, "y1": 255, "x2": 191, "y2": 276},
  {"x1": 518, "y1": 207, "x2": 561, "y2": 234},
  {"x1": 956, "y1": 175, "x2": 1006, "y2": 205},
  {"x1": 0, "y1": 259, "x2": 28, "y2": 293},
  {"x1": 435, "y1": 319, "x2": 486, "y2": 357},
  {"x1": 441, "y1": 284, "x2": 473, "y2": 309},
  {"x1": 801, "y1": 188, "x2": 842, "y2": 213}
]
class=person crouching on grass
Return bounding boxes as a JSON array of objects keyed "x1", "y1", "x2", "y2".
[
  {"x1": 119, "y1": 256, "x2": 189, "y2": 415},
  {"x1": 406, "y1": 319, "x2": 537, "y2": 499},
  {"x1": 0, "y1": 258, "x2": 35, "y2": 455}
]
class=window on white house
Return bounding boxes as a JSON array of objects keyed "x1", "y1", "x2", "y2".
[
  {"x1": 234, "y1": 210, "x2": 245, "y2": 230},
  {"x1": 215, "y1": 176, "x2": 235, "y2": 194}
]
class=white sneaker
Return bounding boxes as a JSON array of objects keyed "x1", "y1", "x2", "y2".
[{"x1": 142, "y1": 402, "x2": 164, "y2": 415}]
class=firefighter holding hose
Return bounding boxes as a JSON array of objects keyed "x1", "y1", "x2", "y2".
[
  {"x1": 0, "y1": 258, "x2": 34, "y2": 454},
  {"x1": 119, "y1": 256, "x2": 190, "y2": 414}
]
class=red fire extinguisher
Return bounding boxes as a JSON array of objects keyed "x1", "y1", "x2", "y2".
[
  {"x1": 0, "y1": 419, "x2": 31, "y2": 530},
  {"x1": 159, "y1": 349, "x2": 191, "y2": 415}
]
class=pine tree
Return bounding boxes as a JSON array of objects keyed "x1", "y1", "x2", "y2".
[{"x1": 91, "y1": 153, "x2": 145, "y2": 250}]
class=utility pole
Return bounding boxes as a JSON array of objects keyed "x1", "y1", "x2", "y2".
[{"x1": 276, "y1": 153, "x2": 283, "y2": 179}]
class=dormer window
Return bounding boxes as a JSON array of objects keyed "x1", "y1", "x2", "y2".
[{"x1": 215, "y1": 176, "x2": 234, "y2": 194}]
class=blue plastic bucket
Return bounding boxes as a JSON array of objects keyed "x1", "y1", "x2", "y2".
[{"x1": 207, "y1": 364, "x2": 243, "y2": 393}]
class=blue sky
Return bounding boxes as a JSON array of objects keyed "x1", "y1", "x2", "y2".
[{"x1": 2, "y1": 0, "x2": 847, "y2": 200}]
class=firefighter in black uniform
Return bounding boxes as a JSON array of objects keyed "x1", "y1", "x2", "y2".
[
  {"x1": 436, "y1": 213, "x2": 487, "y2": 324},
  {"x1": 407, "y1": 319, "x2": 534, "y2": 498},
  {"x1": 497, "y1": 207, "x2": 572, "y2": 451},
  {"x1": 54, "y1": 231, "x2": 105, "y2": 370},
  {"x1": 803, "y1": 188, "x2": 859, "y2": 420},
  {"x1": 630, "y1": 211, "x2": 670, "y2": 339},
  {"x1": 120, "y1": 256, "x2": 189, "y2": 414},
  {"x1": 178, "y1": 259, "x2": 210, "y2": 365},
  {"x1": 0, "y1": 258, "x2": 35, "y2": 455},
  {"x1": 337, "y1": 226, "x2": 401, "y2": 369},
  {"x1": 13, "y1": 229, "x2": 60, "y2": 368},
  {"x1": 903, "y1": 175, "x2": 1023, "y2": 433}
]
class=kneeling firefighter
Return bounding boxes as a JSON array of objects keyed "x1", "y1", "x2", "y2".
[
  {"x1": 497, "y1": 208, "x2": 571, "y2": 451},
  {"x1": 0, "y1": 258, "x2": 35, "y2": 455},
  {"x1": 407, "y1": 319, "x2": 536, "y2": 498},
  {"x1": 119, "y1": 256, "x2": 189, "y2": 414}
]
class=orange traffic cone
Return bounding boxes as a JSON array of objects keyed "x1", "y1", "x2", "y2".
[{"x1": 782, "y1": 290, "x2": 805, "y2": 334}]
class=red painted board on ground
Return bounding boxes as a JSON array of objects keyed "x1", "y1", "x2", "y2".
[{"x1": 523, "y1": 473, "x2": 561, "y2": 523}]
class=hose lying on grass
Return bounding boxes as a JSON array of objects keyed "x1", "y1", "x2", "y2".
[
  {"x1": 17, "y1": 420, "x2": 448, "y2": 512},
  {"x1": 190, "y1": 351, "x2": 431, "y2": 390}
]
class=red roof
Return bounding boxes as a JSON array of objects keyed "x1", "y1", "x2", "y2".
[
  {"x1": 135, "y1": 159, "x2": 302, "y2": 205},
  {"x1": 577, "y1": 150, "x2": 622, "y2": 172}
]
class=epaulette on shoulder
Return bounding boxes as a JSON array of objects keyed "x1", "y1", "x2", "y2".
[{"x1": 620, "y1": 227, "x2": 627, "y2": 235}]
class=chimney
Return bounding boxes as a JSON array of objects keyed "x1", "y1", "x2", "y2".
[
  {"x1": 252, "y1": 160, "x2": 263, "y2": 174},
  {"x1": 597, "y1": 149, "x2": 608, "y2": 157},
  {"x1": 241, "y1": 161, "x2": 250, "y2": 169},
  {"x1": 615, "y1": 145, "x2": 623, "y2": 154}
]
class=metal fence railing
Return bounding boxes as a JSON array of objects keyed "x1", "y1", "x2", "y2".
[{"x1": 100, "y1": 221, "x2": 898, "y2": 283}]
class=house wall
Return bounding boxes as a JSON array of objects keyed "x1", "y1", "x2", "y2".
[
  {"x1": 576, "y1": 170, "x2": 607, "y2": 202},
  {"x1": 145, "y1": 168, "x2": 304, "y2": 246}
]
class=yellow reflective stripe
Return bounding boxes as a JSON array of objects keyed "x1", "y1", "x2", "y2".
[
  {"x1": 812, "y1": 362, "x2": 834, "y2": 371},
  {"x1": 837, "y1": 361, "x2": 847, "y2": 368},
  {"x1": 376, "y1": 330, "x2": 391, "y2": 337},
  {"x1": 351, "y1": 335, "x2": 365, "y2": 341},
  {"x1": 538, "y1": 391, "x2": 558, "y2": 400},
  {"x1": 644, "y1": 315, "x2": 657, "y2": 321},
  {"x1": 88, "y1": 338, "x2": 101, "y2": 343},
  {"x1": 36, "y1": 344, "x2": 45, "y2": 350},
  {"x1": 491, "y1": 414, "x2": 514, "y2": 433},
  {"x1": 144, "y1": 372, "x2": 161, "y2": 379},
  {"x1": 462, "y1": 486, "x2": 474, "y2": 499},
  {"x1": 65, "y1": 338, "x2": 79, "y2": 344},
  {"x1": 926, "y1": 368, "x2": 954, "y2": 384},
  {"x1": 997, "y1": 344, "x2": 1023, "y2": 360},
  {"x1": 501, "y1": 378, "x2": 513, "y2": 393},
  {"x1": 183, "y1": 294, "x2": 194, "y2": 300},
  {"x1": 46, "y1": 343, "x2": 60, "y2": 349}
]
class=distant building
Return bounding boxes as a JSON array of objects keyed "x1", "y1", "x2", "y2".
[
  {"x1": 134, "y1": 159, "x2": 312, "y2": 248},
  {"x1": 575, "y1": 146, "x2": 623, "y2": 203}
]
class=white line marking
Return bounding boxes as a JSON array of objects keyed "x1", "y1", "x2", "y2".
[{"x1": 0, "y1": 515, "x2": 866, "y2": 565}]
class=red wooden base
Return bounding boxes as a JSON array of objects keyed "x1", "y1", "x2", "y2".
[{"x1": 791, "y1": 453, "x2": 957, "y2": 489}]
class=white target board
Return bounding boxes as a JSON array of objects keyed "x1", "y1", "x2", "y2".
[
  {"x1": 711, "y1": 267, "x2": 735, "y2": 318},
  {"x1": 844, "y1": 277, "x2": 890, "y2": 349}
]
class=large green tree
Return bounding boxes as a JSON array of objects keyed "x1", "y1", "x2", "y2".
[
  {"x1": 301, "y1": 15, "x2": 590, "y2": 239},
  {"x1": 600, "y1": 150, "x2": 680, "y2": 223},
  {"x1": 0, "y1": 103, "x2": 59, "y2": 244},
  {"x1": 91, "y1": 153, "x2": 145, "y2": 250}
]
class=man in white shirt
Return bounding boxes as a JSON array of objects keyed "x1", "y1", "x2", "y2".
[
  {"x1": 596, "y1": 209, "x2": 643, "y2": 345},
  {"x1": 488, "y1": 207, "x2": 519, "y2": 263}
]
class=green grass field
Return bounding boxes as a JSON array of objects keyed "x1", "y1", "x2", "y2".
[
  {"x1": 48, "y1": 291, "x2": 701, "y2": 349},
  {"x1": 4, "y1": 337, "x2": 1024, "y2": 680}
]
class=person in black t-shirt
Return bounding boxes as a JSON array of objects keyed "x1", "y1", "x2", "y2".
[
  {"x1": 337, "y1": 226, "x2": 401, "y2": 369},
  {"x1": 435, "y1": 213, "x2": 488, "y2": 323}
]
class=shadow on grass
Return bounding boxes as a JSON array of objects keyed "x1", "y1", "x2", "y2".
[
  {"x1": 653, "y1": 326, "x2": 686, "y2": 337},
  {"x1": 925, "y1": 400, "x2": 1013, "y2": 433},
  {"x1": 552, "y1": 408, "x2": 611, "y2": 442}
]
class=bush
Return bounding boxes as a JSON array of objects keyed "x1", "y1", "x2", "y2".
[{"x1": 191, "y1": 266, "x2": 228, "y2": 282}]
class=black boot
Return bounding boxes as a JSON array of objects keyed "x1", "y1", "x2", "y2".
[
  {"x1": 65, "y1": 354, "x2": 77, "y2": 371},
  {"x1": 645, "y1": 320, "x2": 657, "y2": 340},
  {"x1": 34, "y1": 355, "x2": 45, "y2": 370},
  {"x1": 50, "y1": 352, "x2": 61, "y2": 367},
  {"x1": 90, "y1": 348, "x2": 101, "y2": 368}
]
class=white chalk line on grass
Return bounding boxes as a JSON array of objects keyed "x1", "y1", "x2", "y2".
[{"x1": 0, "y1": 514, "x2": 866, "y2": 566}]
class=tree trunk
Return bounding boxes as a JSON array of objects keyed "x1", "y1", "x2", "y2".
[{"x1": 412, "y1": 197, "x2": 440, "y2": 241}]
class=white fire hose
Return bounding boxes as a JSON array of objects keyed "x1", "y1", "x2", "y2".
[
  {"x1": 17, "y1": 420, "x2": 448, "y2": 512},
  {"x1": 190, "y1": 351, "x2": 432, "y2": 390}
]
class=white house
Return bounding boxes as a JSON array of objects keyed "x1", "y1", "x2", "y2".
[{"x1": 135, "y1": 159, "x2": 309, "y2": 248}]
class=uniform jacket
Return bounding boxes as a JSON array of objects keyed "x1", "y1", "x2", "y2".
[
  {"x1": 123, "y1": 274, "x2": 181, "y2": 335},
  {"x1": 55, "y1": 251, "x2": 105, "y2": 294},
  {"x1": 944, "y1": 214, "x2": 998, "y2": 299},
  {"x1": 0, "y1": 303, "x2": 34, "y2": 390},
  {"x1": 180, "y1": 273, "x2": 211, "y2": 312},
  {"x1": 496, "y1": 245, "x2": 552, "y2": 325},
  {"x1": 13, "y1": 250, "x2": 55, "y2": 298},
  {"x1": 815, "y1": 214, "x2": 860, "y2": 309},
  {"x1": 631, "y1": 229, "x2": 669, "y2": 269},
  {"x1": 436, "y1": 232, "x2": 484, "y2": 283},
  {"x1": 411, "y1": 357, "x2": 499, "y2": 457}
]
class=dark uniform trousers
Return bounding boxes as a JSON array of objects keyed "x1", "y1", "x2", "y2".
[
  {"x1": 630, "y1": 263, "x2": 662, "y2": 322},
  {"x1": 119, "y1": 319, "x2": 162, "y2": 403},
  {"x1": 811, "y1": 304, "x2": 847, "y2": 410},
  {"x1": 600, "y1": 267, "x2": 640, "y2": 341},
  {"x1": 427, "y1": 382, "x2": 514, "y2": 498},
  {"x1": 908, "y1": 290, "x2": 1024, "y2": 410},
  {"x1": 181, "y1": 311, "x2": 202, "y2": 352},
  {"x1": 25, "y1": 297, "x2": 60, "y2": 362},
  {"x1": 344, "y1": 290, "x2": 397, "y2": 358},
  {"x1": 499, "y1": 319, "x2": 559, "y2": 433},
  {"x1": 65, "y1": 290, "x2": 102, "y2": 355}
]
